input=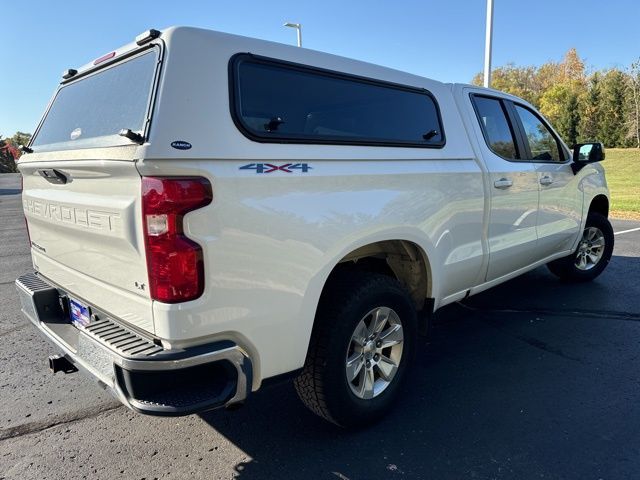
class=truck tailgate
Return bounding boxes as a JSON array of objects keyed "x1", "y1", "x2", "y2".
[{"x1": 20, "y1": 160, "x2": 153, "y2": 333}]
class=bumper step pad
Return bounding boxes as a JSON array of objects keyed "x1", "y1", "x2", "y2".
[
  {"x1": 15, "y1": 271, "x2": 252, "y2": 416},
  {"x1": 84, "y1": 319, "x2": 163, "y2": 358}
]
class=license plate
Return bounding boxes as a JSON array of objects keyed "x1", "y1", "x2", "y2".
[{"x1": 69, "y1": 297, "x2": 91, "y2": 328}]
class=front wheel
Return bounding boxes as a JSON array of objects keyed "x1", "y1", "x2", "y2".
[
  {"x1": 294, "y1": 272, "x2": 417, "y2": 428},
  {"x1": 547, "y1": 212, "x2": 614, "y2": 282}
]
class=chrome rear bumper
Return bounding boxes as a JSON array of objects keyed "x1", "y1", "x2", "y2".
[{"x1": 15, "y1": 272, "x2": 252, "y2": 416}]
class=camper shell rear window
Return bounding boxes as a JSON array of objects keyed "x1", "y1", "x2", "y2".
[
  {"x1": 229, "y1": 54, "x2": 445, "y2": 148},
  {"x1": 31, "y1": 47, "x2": 160, "y2": 152}
]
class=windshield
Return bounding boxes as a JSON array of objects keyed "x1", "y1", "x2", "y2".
[{"x1": 32, "y1": 48, "x2": 158, "y2": 151}]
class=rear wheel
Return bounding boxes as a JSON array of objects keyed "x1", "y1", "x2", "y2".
[
  {"x1": 547, "y1": 212, "x2": 614, "y2": 282},
  {"x1": 294, "y1": 272, "x2": 416, "y2": 428}
]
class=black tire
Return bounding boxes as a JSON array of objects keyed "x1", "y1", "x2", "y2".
[
  {"x1": 547, "y1": 212, "x2": 614, "y2": 282},
  {"x1": 294, "y1": 272, "x2": 417, "y2": 428}
]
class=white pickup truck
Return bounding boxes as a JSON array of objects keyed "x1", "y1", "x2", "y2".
[{"x1": 15, "y1": 27, "x2": 612, "y2": 427}]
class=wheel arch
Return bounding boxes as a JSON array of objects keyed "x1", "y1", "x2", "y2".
[
  {"x1": 589, "y1": 194, "x2": 609, "y2": 218},
  {"x1": 331, "y1": 239, "x2": 434, "y2": 308},
  {"x1": 298, "y1": 234, "x2": 436, "y2": 365}
]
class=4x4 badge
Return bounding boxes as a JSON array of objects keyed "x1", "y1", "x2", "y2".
[{"x1": 239, "y1": 163, "x2": 312, "y2": 174}]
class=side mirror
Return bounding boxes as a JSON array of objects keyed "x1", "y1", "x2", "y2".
[
  {"x1": 573, "y1": 142, "x2": 605, "y2": 163},
  {"x1": 571, "y1": 142, "x2": 605, "y2": 173}
]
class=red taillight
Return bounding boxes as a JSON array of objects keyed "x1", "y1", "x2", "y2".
[{"x1": 142, "y1": 177, "x2": 212, "y2": 303}]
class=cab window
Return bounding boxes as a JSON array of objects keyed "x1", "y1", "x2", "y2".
[
  {"x1": 514, "y1": 105, "x2": 563, "y2": 162},
  {"x1": 471, "y1": 95, "x2": 519, "y2": 160}
]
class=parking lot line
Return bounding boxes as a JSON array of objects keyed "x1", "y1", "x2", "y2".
[{"x1": 614, "y1": 227, "x2": 640, "y2": 236}]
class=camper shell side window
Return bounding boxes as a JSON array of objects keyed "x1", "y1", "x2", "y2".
[{"x1": 229, "y1": 54, "x2": 445, "y2": 148}]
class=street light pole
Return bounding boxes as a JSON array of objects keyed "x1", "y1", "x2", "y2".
[
  {"x1": 483, "y1": 0, "x2": 494, "y2": 88},
  {"x1": 284, "y1": 22, "x2": 302, "y2": 47}
]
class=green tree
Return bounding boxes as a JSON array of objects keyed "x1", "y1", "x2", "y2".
[
  {"x1": 579, "y1": 72, "x2": 602, "y2": 142},
  {"x1": 539, "y1": 83, "x2": 581, "y2": 145},
  {"x1": 559, "y1": 91, "x2": 580, "y2": 146},
  {"x1": 11, "y1": 131, "x2": 32, "y2": 148},
  {"x1": 539, "y1": 83, "x2": 568, "y2": 123},
  {"x1": 472, "y1": 64, "x2": 539, "y2": 105},
  {"x1": 627, "y1": 59, "x2": 640, "y2": 148},
  {"x1": 537, "y1": 49, "x2": 586, "y2": 146},
  {"x1": 600, "y1": 69, "x2": 628, "y2": 147}
]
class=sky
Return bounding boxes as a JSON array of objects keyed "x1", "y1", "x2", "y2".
[{"x1": 2, "y1": 0, "x2": 638, "y2": 136}]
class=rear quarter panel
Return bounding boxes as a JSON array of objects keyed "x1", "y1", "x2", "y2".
[
  {"x1": 140, "y1": 157, "x2": 485, "y2": 387},
  {"x1": 137, "y1": 27, "x2": 487, "y2": 386}
]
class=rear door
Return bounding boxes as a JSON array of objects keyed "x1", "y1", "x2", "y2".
[
  {"x1": 19, "y1": 46, "x2": 161, "y2": 333},
  {"x1": 510, "y1": 104, "x2": 582, "y2": 257},
  {"x1": 469, "y1": 94, "x2": 540, "y2": 281}
]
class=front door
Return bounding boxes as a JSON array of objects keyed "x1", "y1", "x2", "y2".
[{"x1": 511, "y1": 104, "x2": 582, "y2": 257}]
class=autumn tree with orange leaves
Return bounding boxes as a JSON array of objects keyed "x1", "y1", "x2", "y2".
[
  {"x1": 0, "y1": 132, "x2": 31, "y2": 173},
  {"x1": 473, "y1": 49, "x2": 639, "y2": 148}
]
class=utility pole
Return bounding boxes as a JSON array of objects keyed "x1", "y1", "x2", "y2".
[
  {"x1": 284, "y1": 22, "x2": 302, "y2": 47},
  {"x1": 483, "y1": 0, "x2": 494, "y2": 88}
]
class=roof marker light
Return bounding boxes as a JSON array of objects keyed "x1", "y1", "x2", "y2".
[
  {"x1": 136, "y1": 29, "x2": 161, "y2": 46},
  {"x1": 93, "y1": 51, "x2": 116, "y2": 65},
  {"x1": 62, "y1": 69, "x2": 77, "y2": 80}
]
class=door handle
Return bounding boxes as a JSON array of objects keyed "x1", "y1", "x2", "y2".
[
  {"x1": 539, "y1": 175, "x2": 553, "y2": 186},
  {"x1": 493, "y1": 178, "x2": 513, "y2": 189},
  {"x1": 37, "y1": 169, "x2": 69, "y2": 185}
]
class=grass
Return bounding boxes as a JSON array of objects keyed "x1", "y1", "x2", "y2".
[{"x1": 603, "y1": 148, "x2": 640, "y2": 219}]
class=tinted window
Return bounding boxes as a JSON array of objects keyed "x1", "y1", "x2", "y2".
[
  {"x1": 472, "y1": 96, "x2": 518, "y2": 159},
  {"x1": 514, "y1": 105, "x2": 562, "y2": 162},
  {"x1": 33, "y1": 50, "x2": 158, "y2": 151},
  {"x1": 232, "y1": 56, "x2": 444, "y2": 147}
]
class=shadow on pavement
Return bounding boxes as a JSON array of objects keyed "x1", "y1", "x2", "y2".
[
  {"x1": 199, "y1": 255, "x2": 640, "y2": 479},
  {"x1": 0, "y1": 188, "x2": 21, "y2": 196},
  {"x1": 464, "y1": 255, "x2": 640, "y2": 317}
]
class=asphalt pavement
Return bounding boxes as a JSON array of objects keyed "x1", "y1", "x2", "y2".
[{"x1": 1, "y1": 172, "x2": 639, "y2": 479}]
